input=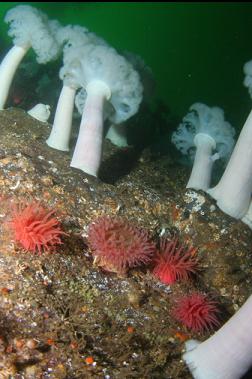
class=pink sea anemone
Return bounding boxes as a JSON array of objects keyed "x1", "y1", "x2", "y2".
[
  {"x1": 87, "y1": 215, "x2": 156, "y2": 274},
  {"x1": 153, "y1": 237, "x2": 198, "y2": 285},
  {"x1": 173, "y1": 292, "x2": 221, "y2": 333},
  {"x1": 9, "y1": 201, "x2": 65, "y2": 253}
]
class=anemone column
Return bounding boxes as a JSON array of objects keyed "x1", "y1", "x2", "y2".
[
  {"x1": 0, "y1": 45, "x2": 28, "y2": 109},
  {"x1": 47, "y1": 85, "x2": 76, "y2": 151},
  {"x1": 208, "y1": 109, "x2": 252, "y2": 219},
  {"x1": 183, "y1": 295, "x2": 252, "y2": 379},
  {"x1": 70, "y1": 80, "x2": 111, "y2": 177},
  {"x1": 186, "y1": 133, "x2": 217, "y2": 191}
]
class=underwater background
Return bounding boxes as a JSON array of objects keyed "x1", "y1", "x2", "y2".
[{"x1": 1, "y1": 2, "x2": 252, "y2": 130}]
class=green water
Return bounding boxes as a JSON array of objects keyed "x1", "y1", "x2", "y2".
[{"x1": 0, "y1": 2, "x2": 252, "y2": 129}]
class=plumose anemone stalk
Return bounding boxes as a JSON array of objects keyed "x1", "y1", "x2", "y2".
[
  {"x1": 208, "y1": 109, "x2": 252, "y2": 219},
  {"x1": 0, "y1": 45, "x2": 27, "y2": 109},
  {"x1": 70, "y1": 80, "x2": 111, "y2": 176},
  {"x1": 28, "y1": 103, "x2": 51, "y2": 123},
  {"x1": 105, "y1": 123, "x2": 129, "y2": 147},
  {"x1": 46, "y1": 85, "x2": 76, "y2": 151},
  {"x1": 183, "y1": 295, "x2": 252, "y2": 379},
  {"x1": 186, "y1": 133, "x2": 218, "y2": 191}
]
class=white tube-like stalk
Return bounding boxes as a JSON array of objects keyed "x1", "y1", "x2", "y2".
[
  {"x1": 208, "y1": 109, "x2": 252, "y2": 219},
  {"x1": 106, "y1": 123, "x2": 129, "y2": 147},
  {"x1": 186, "y1": 133, "x2": 217, "y2": 191},
  {"x1": 27, "y1": 103, "x2": 50, "y2": 122},
  {"x1": 70, "y1": 80, "x2": 111, "y2": 177},
  {"x1": 46, "y1": 85, "x2": 76, "y2": 151},
  {"x1": 241, "y1": 198, "x2": 252, "y2": 228},
  {"x1": 0, "y1": 44, "x2": 29, "y2": 110},
  {"x1": 183, "y1": 295, "x2": 252, "y2": 379}
]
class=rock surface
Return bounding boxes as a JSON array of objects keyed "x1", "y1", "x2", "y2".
[{"x1": 0, "y1": 108, "x2": 251, "y2": 378}]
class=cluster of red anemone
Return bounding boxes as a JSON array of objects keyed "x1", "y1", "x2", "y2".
[
  {"x1": 8, "y1": 203, "x2": 221, "y2": 333},
  {"x1": 87, "y1": 214, "x2": 221, "y2": 333},
  {"x1": 88, "y1": 215, "x2": 199, "y2": 282}
]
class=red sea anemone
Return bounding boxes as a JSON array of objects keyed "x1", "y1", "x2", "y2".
[
  {"x1": 152, "y1": 237, "x2": 198, "y2": 285},
  {"x1": 173, "y1": 292, "x2": 221, "y2": 333},
  {"x1": 10, "y1": 201, "x2": 65, "y2": 253},
  {"x1": 88, "y1": 216, "x2": 156, "y2": 274}
]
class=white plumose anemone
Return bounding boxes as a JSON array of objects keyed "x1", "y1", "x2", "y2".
[
  {"x1": 172, "y1": 103, "x2": 235, "y2": 191},
  {"x1": 0, "y1": 5, "x2": 61, "y2": 110},
  {"x1": 46, "y1": 25, "x2": 108, "y2": 152},
  {"x1": 68, "y1": 44, "x2": 143, "y2": 177}
]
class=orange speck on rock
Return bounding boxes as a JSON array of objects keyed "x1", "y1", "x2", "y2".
[
  {"x1": 85, "y1": 356, "x2": 94, "y2": 365},
  {"x1": 43, "y1": 191, "x2": 51, "y2": 199},
  {"x1": 171, "y1": 204, "x2": 180, "y2": 222},
  {"x1": 174, "y1": 331, "x2": 189, "y2": 342},
  {"x1": 70, "y1": 341, "x2": 78, "y2": 349},
  {"x1": 6, "y1": 345, "x2": 13, "y2": 353},
  {"x1": 81, "y1": 306, "x2": 88, "y2": 313},
  {"x1": 202, "y1": 241, "x2": 221, "y2": 250},
  {"x1": 47, "y1": 338, "x2": 55, "y2": 346},
  {"x1": 127, "y1": 326, "x2": 134, "y2": 333},
  {"x1": 1, "y1": 287, "x2": 11, "y2": 295},
  {"x1": 183, "y1": 235, "x2": 192, "y2": 243},
  {"x1": 14, "y1": 339, "x2": 25, "y2": 349}
]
